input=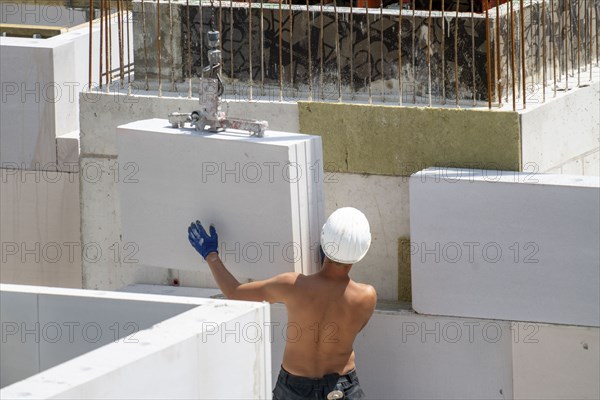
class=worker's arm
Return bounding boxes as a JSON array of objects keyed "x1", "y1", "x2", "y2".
[{"x1": 188, "y1": 221, "x2": 297, "y2": 303}]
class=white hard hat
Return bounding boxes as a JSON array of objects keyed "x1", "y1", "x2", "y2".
[{"x1": 320, "y1": 207, "x2": 371, "y2": 264}]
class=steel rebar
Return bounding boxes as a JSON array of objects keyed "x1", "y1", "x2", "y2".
[
  {"x1": 89, "y1": 0, "x2": 93, "y2": 91},
  {"x1": 249, "y1": 0, "x2": 253, "y2": 100},
  {"x1": 454, "y1": 0, "x2": 459, "y2": 107},
  {"x1": 485, "y1": 0, "x2": 492, "y2": 109},
  {"x1": 398, "y1": 0, "x2": 403, "y2": 105},
  {"x1": 280, "y1": 0, "x2": 284, "y2": 101},
  {"x1": 427, "y1": 0, "x2": 433, "y2": 107},
  {"x1": 334, "y1": 0, "x2": 342, "y2": 102},
  {"x1": 157, "y1": 0, "x2": 162, "y2": 96},
  {"x1": 141, "y1": 0, "x2": 148, "y2": 90},
  {"x1": 366, "y1": 1, "x2": 373, "y2": 104},
  {"x1": 520, "y1": 0, "x2": 526, "y2": 108},
  {"x1": 510, "y1": 0, "x2": 516, "y2": 110}
]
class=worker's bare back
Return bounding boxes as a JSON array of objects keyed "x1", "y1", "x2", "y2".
[{"x1": 281, "y1": 269, "x2": 377, "y2": 378}]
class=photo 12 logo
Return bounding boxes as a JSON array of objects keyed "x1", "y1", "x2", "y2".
[
  {"x1": 1, "y1": 321, "x2": 140, "y2": 344},
  {"x1": 1, "y1": 2, "x2": 77, "y2": 25}
]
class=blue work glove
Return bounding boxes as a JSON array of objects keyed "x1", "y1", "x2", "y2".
[{"x1": 188, "y1": 220, "x2": 219, "y2": 259}]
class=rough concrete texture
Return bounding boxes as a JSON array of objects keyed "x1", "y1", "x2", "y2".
[
  {"x1": 132, "y1": 1, "x2": 182, "y2": 83},
  {"x1": 323, "y1": 173, "x2": 410, "y2": 300},
  {"x1": 79, "y1": 91, "x2": 298, "y2": 156},
  {"x1": 299, "y1": 102, "x2": 521, "y2": 176},
  {"x1": 521, "y1": 81, "x2": 600, "y2": 175}
]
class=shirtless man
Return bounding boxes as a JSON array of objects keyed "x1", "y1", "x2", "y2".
[{"x1": 188, "y1": 207, "x2": 377, "y2": 399}]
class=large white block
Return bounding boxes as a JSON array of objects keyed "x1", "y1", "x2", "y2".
[
  {"x1": 0, "y1": 16, "x2": 127, "y2": 170},
  {"x1": 0, "y1": 169, "x2": 81, "y2": 288},
  {"x1": 118, "y1": 119, "x2": 324, "y2": 279},
  {"x1": 512, "y1": 322, "x2": 600, "y2": 399},
  {"x1": 0, "y1": 41, "x2": 57, "y2": 169},
  {"x1": 0, "y1": 291, "x2": 39, "y2": 388},
  {"x1": 37, "y1": 294, "x2": 195, "y2": 371},
  {"x1": 410, "y1": 168, "x2": 600, "y2": 326},
  {"x1": 0, "y1": 285, "x2": 271, "y2": 399}
]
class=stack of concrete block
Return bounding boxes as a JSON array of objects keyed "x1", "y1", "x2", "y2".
[{"x1": 409, "y1": 167, "x2": 600, "y2": 399}]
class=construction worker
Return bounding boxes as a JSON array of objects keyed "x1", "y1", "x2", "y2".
[{"x1": 188, "y1": 207, "x2": 376, "y2": 399}]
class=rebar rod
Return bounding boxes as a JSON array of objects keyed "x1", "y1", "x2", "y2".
[
  {"x1": 441, "y1": 0, "x2": 446, "y2": 104},
  {"x1": 565, "y1": 0, "x2": 569, "y2": 90},
  {"x1": 350, "y1": 0, "x2": 354, "y2": 99},
  {"x1": 117, "y1": 0, "x2": 124, "y2": 87},
  {"x1": 485, "y1": 0, "x2": 492, "y2": 109},
  {"x1": 381, "y1": 1, "x2": 385, "y2": 102},
  {"x1": 551, "y1": 0, "x2": 557, "y2": 96},
  {"x1": 306, "y1": 0, "x2": 313, "y2": 100},
  {"x1": 290, "y1": 0, "x2": 294, "y2": 88},
  {"x1": 169, "y1": 0, "x2": 176, "y2": 92},
  {"x1": 427, "y1": 0, "x2": 433, "y2": 107},
  {"x1": 334, "y1": 0, "x2": 342, "y2": 102},
  {"x1": 510, "y1": 0, "x2": 516, "y2": 110},
  {"x1": 496, "y1": 0, "x2": 502, "y2": 105},
  {"x1": 157, "y1": 0, "x2": 162, "y2": 96},
  {"x1": 366, "y1": 1, "x2": 373, "y2": 104},
  {"x1": 89, "y1": 0, "x2": 93, "y2": 91},
  {"x1": 249, "y1": 0, "x2": 253, "y2": 100},
  {"x1": 141, "y1": 0, "x2": 150, "y2": 90},
  {"x1": 520, "y1": 0, "x2": 526, "y2": 108},
  {"x1": 279, "y1": 0, "x2": 284, "y2": 101},
  {"x1": 319, "y1": 0, "x2": 324, "y2": 100},
  {"x1": 413, "y1": 0, "x2": 417, "y2": 103},
  {"x1": 99, "y1": 0, "x2": 103, "y2": 89},
  {"x1": 187, "y1": 0, "x2": 192, "y2": 98},
  {"x1": 398, "y1": 0, "x2": 403, "y2": 104},
  {"x1": 454, "y1": 0, "x2": 459, "y2": 106},
  {"x1": 542, "y1": 0, "x2": 547, "y2": 102},
  {"x1": 471, "y1": 0, "x2": 476, "y2": 105}
]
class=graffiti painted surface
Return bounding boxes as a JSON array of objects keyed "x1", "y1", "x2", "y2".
[{"x1": 133, "y1": 1, "x2": 599, "y2": 104}]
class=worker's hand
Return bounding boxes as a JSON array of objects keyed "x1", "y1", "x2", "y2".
[{"x1": 188, "y1": 220, "x2": 219, "y2": 259}]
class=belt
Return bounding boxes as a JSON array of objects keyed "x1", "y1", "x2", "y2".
[{"x1": 279, "y1": 367, "x2": 358, "y2": 398}]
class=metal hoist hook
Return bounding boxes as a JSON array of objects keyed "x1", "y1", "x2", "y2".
[{"x1": 167, "y1": 10, "x2": 267, "y2": 137}]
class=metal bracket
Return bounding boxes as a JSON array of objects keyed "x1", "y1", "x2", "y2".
[{"x1": 168, "y1": 30, "x2": 268, "y2": 138}]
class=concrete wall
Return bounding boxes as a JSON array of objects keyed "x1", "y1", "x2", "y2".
[
  {"x1": 0, "y1": 284, "x2": 272, "y2": 399},
  {"x1": 410, "y1": 168, "x2": 600, "y2": 326},
  {"x1": 521, "y1": 81, "x2": 600, "y2": 176}
]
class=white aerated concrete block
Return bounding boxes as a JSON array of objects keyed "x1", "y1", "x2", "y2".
[
  {"x1": 410, "y1": 168, "x2": 600, "y2": 326},
  {"x1": 0, "y1": 17, "x2": 127, "y2": 170},
  {"x1": 512, "y1": 322, "x2": 600, "y2": 399},
  {"x1": 0, "y1": 169, "x2": 81, "y2": 288},
  {"x1": 56, "y1": 131, "x2": 80, "y2": 172},
  {"x1": 0, "y1": 291, "x2": 39, "y2": 388},
  {"x1": 0, "y1": 284, "x2": 271, "y2": 399},
  {"x1": 118, "y1": 119, "x2": 324, "y2": 279}
]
